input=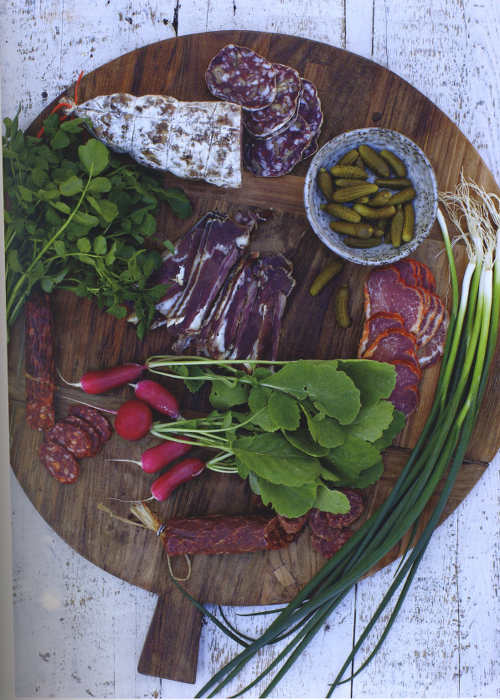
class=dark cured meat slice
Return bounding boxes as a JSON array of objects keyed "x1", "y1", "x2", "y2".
[
  {"x1": 46, "y1": 421, "x2": 93, "y2": 459},
  {"x1": 311, "y1": 528, "x2": 354, "y2": 558},
  {"x1": 205, "y1": 44, "x2": 277, "y2": 110},
  {"x1": 297, "y1": 79, "x2": 323, "y2": 136},
  {"x1": 418, "y1": 309, "x2": 449, "y2": 367},
  {"x1": 68, "y1": 405, "x2": 113, "y2": 442},
  {"x1": 418, "y1": 293, "x2": 445, "y2": 347},
  {"x1": 388, "y1": 260, "x2": 420, "y2": 288},
  {"x1": 362, "y1": 328, "x2": 418, "y2": 364},
  {"x1": 391, "y1": 358, "x2": 422, "y2": 388},
  {"x1": 243, "y1": 63, "x2": 301, "y2": 137},
  {"x1": 25, "y1": 291, "x2": 56, "y2": 431},
  {"x1": 389, "y1": 383, "x2": 419, "y2": 416},
  {"x1": 39, "y1": 441, "x2": 80, "y2": 484},
  {"x1": 358, "y1": 312, "x2": 405, "y2": 357},
  {"x1": 244, "y1": 115, "x2": 316, "y2": 177},
  {"x1": 162, "y1": 514, "x2": 295, "y2": 556},
  {"x1": 64, "y1": 415, "x2": 102, "y2": 455},
  {"x1": 308, "y1": 492, "x2": 364, "y2": 535},
  {"x1": 276, "y1": 514, "x2": 308, "y2": 536},
  {"x1": 302, "y1": 133, "x2": 319, "y2": 160},
  {"x1": 364, "y1": 267, "x2": 426, "y2": 335},
  {"x1": 233, "y1": 207, "x2": 273, "y2": 233}
]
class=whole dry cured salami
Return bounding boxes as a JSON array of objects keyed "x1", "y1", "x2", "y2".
[
  {"x1": 25, "y1": 290, "x2": 56, "y2": 431},
  {"x1": 244, "y1": 115, "x2": 316, "y2": 177},
  {"x1": 46, "y1": 421, "x2": 93, "y2": 459},
  {"x1": 64, "y1": 414, "x2": 102, "y2": 455},
  {"x1": 68, "y1": 404, "x2": 113, "y2": 443},
  {"x1": 243, "y1": 63, "x2": 301, "y2": 137},
  {"x1": 205, "y1": 44, "x2": 278, "y2": 110},
  {"x1": 39, "y1": 441, "x2": 80, "y2": 484}
]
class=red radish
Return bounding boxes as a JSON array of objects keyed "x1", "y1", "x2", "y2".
[
  {"x1": 107, "y1": 439, "x2": 191, "y2": 474},
  {"x1": 114, "y1": 399, "x2": 152, "y2": 441},
  {"x1": 129, "y1": 379, "x2": 180, "y2": 418},
  {"x1": 58, "y1": 363, "x2": 144, "y2": 394},
  {"x1": 151, "y1": 458, "x2": 205, "y2": 501}
]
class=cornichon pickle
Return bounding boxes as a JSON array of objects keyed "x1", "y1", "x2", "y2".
[
  {"x1": 335, "y1": 285, "x2": 351, "y2": 327},
  {"x1": 309, "y1": 260, "x2": 343, "y2": 296},
  {"x1": 379, "y1": 149, "x2": 407, "y2": 177},
  {"x1": 334, "y1": 178, "x2": 364, "y2": 187},
  {"x1": 375, "y1": 177, "x2": 412, "y2": 189},
  {"x1": 321, "y1": 202, "x2": 362, "y2": 223},
  {"x1": 330, "y1": 221, "x2": 374, "y2": 238},
  {"x1": 374, "y1": 225, "x2": 386, "y2": 238},
  {"x1": 353, "y1": 203, "x2": 397, "y2": 219},
  {"x1": 402, "y1": 202, "x2": 415, "y2": 242},
  {"x1": 317, "y1": 168, "x2": 334, "y2": 199},
  {"x1": 358, "y1": 144, "x2": 391, "y2": 177},
  {"x1": 332, "y1": 183, "x2": 378, "y2": 202},
  {"x1": 329, "y1": 165, "x2": 368, "y2": 179},
  {"x1": 344, "y1": 237, "x2": 381, "y2": 248},
  {"x1": 390, "y1": 205, "x2": 404, "y2": 247},
  {"x1": 339, "y1": 149, "x2": 359, "y2": 166},
  {"x1": 368, "y1": 189, "x2": 392, "y2": 207},
  {"x1": 387, "y1": 187, "x2": 416, "y2": 206}
]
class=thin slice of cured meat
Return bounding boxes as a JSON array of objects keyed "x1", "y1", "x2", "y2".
[
  {"x1": 358, "y1": 312, "x2": 405, "y2": 357},
  {"x1": 46, "y1": 421, "x2": 93, "y2": 459},
  {"x1": 389, "y1": 383, "x2": 419, "y2": 417},
  {"x1": 302, "y1": 133, "x2": 319, "y2": 160},
  {"x1": 25, "y1": 290, "x2": 56, "y2": 431},
  {"x1": 412, "y1": 260, "x2": 436, "y2": 292},
  {"x1": 276, "y1": 514, "x2": 308, "y2": 536},
  {"x1": 364, "y1": 266, "x2": 427, "y2": 335},
  {"x1": 205, "y1": 44, "x2": 277, "y2": 110},
  {"x1": 362, "y1": 328, "x2": 418, "y2": 364},
  {"x1": 243, "y1": 63, "x2": 301, "y2": 137},
  {"x1": 39, "y1": 441, "x2": 80, "y2": 484},
  {"x1": 308, "y1": 490, "x2": 364, "y2": 535},
  {"x1": 68, "y1": 405, "x2": 113, "y2": 443},
  {"x1": 311, "y1": 528, "x2": 354, "y2": 558},
  {"x1": 64, "y1": 415, "x2": 102, "y2": 455},
  {"x1": 244, "y1": 114, "x2": 315, "y2": 177},
  {"x1": 417, "y1": 308, "x2": 449, "y2": 367},
  {"x1": 391, "y1": 358, "x2": 422, "y2": 389},
  {"x1": 388, "y1": 260, "x2": 420, "y2": 288},
  {"x1": 418, "y1": 293, "x2": 445, "y2": 347},
  {"x1": 297, "y1": 79, "x2": 323, "y2": 137}
]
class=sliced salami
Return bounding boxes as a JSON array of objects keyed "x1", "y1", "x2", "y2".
[
  {"x1": 64, "y1": 415, "x2": 102, "y2": 455},
  {"x1": 39, "y1": 441, "x2": 80, "y2": 484},
  {"x1": 301, "y1": 133, "x2": 319, "y2": 160},
  {"x1": 389, "y1": 384, "x2": 419, "y2": 416},
  {"x1": 297, "y1": 79, "x2": 323, "y2": 136},
  {"x1": 362, "y1": 328, "x2": 418, "y2": 364},
  {"x1": 243, "y1": 63, "x2": 301, "y2": 137},
  {"x1": 308, "y1": 490, "x2": 364, "y2": 535},
  {"x1": 358, "y1": 312, "x2": 406, "y2": 357},
  {"x1": 68, "y1": 405, "x2": 113, "y2": 442},
  {"x1": 205, "y1": 44, "x2": 277, "y2": 110},
  {"x1": 364, "y1": 267, "x2": 427, "y2": 335},
  {"x1": 46, "y1": 421, "x2": 93, "y2": 459},
  {"x1": 310, "y1": 528, "x2": 354, "y2": 558},
  {"x1": 244, "y1": 114, "x2": 315, "y2": 177}
]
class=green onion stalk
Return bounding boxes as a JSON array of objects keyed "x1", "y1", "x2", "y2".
[{"x1": 155, "y1": 177, "x2": 500, "y2": 698}]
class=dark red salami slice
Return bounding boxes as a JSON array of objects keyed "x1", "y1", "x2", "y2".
[
  {"x1": 39, "y1": 441, "x2": 80, "y2": 484},
  {"x1": 276, "y1": 514, "x2": 308, "y2": 536},
  {"x1": 310, "y1": 528, "x2": 354, "y2": 558},
  {"x1": 46, "y1": 421, "x2": 93, "y2": 458},
  {"x1": 364, "y1": 267, "x2": 427, "y2": 335},
  {"x1": 308, "y1": 490, "x2": 364, "y2": 535},
  {"x1": 297, "y1": 79, "x2": 323, "y2": 136},
  {"x1": 64, "y1": 415, "x2": 102, "y2": 455},
  {"x1": 244, "y1": 114, "x2": 315, "y2": 177},
  {"x1": 389, "y1": 383, "x2": 419, "y2": 416},
  {"x1": 363, "y1": 328, "x2": 418, "y2": 364},
  {"x1": 68, "y1": 404, "x2": 113, "y2": 442},
  {"x1": 243, "y1": 63, "x2": 301, "y2": 137},
  {"x1": 301, "y1": 133, "x2": 319, "y2": 160},
  {"x1": 205, "y1": 44, "x2": 277, "y2": 110},
  {"x1": 25, "y1": 290, "x2": 56, "y2": 431},
  {"x1": 358, "y1": 312, "x2": 406, "y2": 357}
]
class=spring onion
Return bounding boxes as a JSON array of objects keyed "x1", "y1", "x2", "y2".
[{"x1": 173, "y1": 176, "x2": 499, "y2": 698}]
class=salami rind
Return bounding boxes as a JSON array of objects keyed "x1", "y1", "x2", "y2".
[
  {"x1": 25, "y1": 291, "x2": 56, "y2": 431},
  {"x1": 243, "y1": 63, "x2": 301, "y2": 137},
  {"x1": 64, "y1": 415, "x2": 102, "y2": 455},
  {"x1": 244, "y1": 115, "x2": 315, "y2": 177},
  {"x1": 205, "y1": 44, "x2": 278, "y2": 110},
  {"x1": 39, "y1": 441, "x2": 80, "y2": 484},
  {"x1": 46, "y1": 421, "x2": 93, "y2": 459},
  {"x1": 68, "y1": 405, "x2": 113, "y2": 442}
]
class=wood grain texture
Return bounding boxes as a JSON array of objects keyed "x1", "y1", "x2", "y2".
[{"x1": 2, "y1": 1, "x2": 499, "y2": 697}]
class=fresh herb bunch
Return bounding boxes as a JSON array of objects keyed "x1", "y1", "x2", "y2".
[
  {"x1": 3, "y1": 111, "x2": 192, "y2": 338},
  {"x1": 147, "y1": 356, "x2": 406, "y2": 518}
]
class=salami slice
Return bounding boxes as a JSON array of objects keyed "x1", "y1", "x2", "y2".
[
  {"x1": 243, "y1": 63, "x2": 301, "y2": 137},
  {"x1": 389, "y1": 383, "x2": 419, "y2": 416},
  {"x1": 297, "y1": 79, "x2": 323, "y2": 136},
  {"x1": 358, "y1": 312, "x2": 406, "y2": 357},
  {"x1": 39, "y1": 441, "x2": 80, "y2": 484},
  {"x1": 68, "y1": 405, "x2": 113, "y2": 442},
  {"x1": 46, "y1": 421, "x2": 93, "y2": 459},
  {"x1": 364, "y1": 267, "x2": 427, "y2": 335},
  {"x1": 205, "y1": 44, "x2": 278, "y2": 110},
  {"x1": 244, "y1": 114, "x2": 315, "y2": 177},
  {"x1": 362, "y1": 328, "x2": 418, "y2": 364},
  {"x1": 64, "y1": 415, "x2": 102, "y2": 455},
  {"x1": 301, "y1": 133, "x2": 319, "y2": 160},
  {"x1": 25, "y1": 291, "x2": 56, "y2": 431},
  {"x1": 308, "y1": 490, "x2": 364, "y2": 536},
  {"x1": 310, "y1": 528, "x2": 354, "y2": 558}
]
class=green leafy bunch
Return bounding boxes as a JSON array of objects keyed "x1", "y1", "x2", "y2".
[
  {"x1": 148, "y1": 356, "x2": 406, "y2": 518},
  {"x1": 3, "y1": 112, "x2": 191, "y2": 338}
]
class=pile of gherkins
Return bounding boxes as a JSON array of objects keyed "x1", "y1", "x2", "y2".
[{"x1": 317, "y1": 144, "x2": 416, "y2": 248}]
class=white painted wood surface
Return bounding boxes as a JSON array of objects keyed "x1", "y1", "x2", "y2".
[{"x1": 2, "y1": 0, "x2": 499, "y2": 696}]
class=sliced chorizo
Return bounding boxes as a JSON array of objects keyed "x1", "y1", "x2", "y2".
[
  {"x1": 68, "y1": 404, "x2": 113, "y2": 442},
  {"x1": 39, "y1": 441, "x2": 79, "y2": 484},
  {"x1": 63, "y1": 414, "x2": 102, "y2": 455},
  {"x1": 46, "y1": 421, "x2": 93, "y2": 458}
]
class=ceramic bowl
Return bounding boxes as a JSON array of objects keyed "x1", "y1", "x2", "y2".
[{"x1": 303, "y1": 128, "x2": 438, "y2": 266}]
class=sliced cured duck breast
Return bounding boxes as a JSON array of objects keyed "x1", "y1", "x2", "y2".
[
  {"x1": 390, "y1": 259, "x2": 436, "y2": 293},
  {"x1": 417, "y1": 308, "x2": 449, "y2": 367},
  {"x1": 417, "y1": 293, "x2": 446, "y2": 347},
  {"x1": 391, "y1": 358, "x2": 422, "y2": 389},
  {"x1": 358, "y1": 312, "x2": 406, "y2": 357},
  {"x1": 364, "y1": 266, "x2": 427, "y2": 335},
  {"x1": 389, "y1": 383, "x2": 419, "y2": 417},
  {"x1": 362, "y1": 328, "x2": 418, "y2": 364}
]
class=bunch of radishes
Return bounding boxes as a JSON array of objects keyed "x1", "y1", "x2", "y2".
[{"x1": 65, "y1": 362, "x2": 205, "y2": 501}]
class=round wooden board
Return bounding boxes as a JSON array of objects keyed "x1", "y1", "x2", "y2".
[{"x1": 8, "y1": 30, "x2": 500, "y2": 683}]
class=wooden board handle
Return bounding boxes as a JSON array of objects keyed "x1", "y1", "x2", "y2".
[{"x1": 138, "y1": 589, "x2": 203, "y2": 684}]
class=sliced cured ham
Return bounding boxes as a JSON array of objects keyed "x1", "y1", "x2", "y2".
[
  {"x1": 389, "y1": 383, "x2": 419, "y2": 416},
  {"x1": 417, "y1": 309, "x2": 449, "y2": 367},
  {"x1": 358, "y1": 312, "x2": 405, "y2": 357},
  {"x1": 364, "y1": 267, "x2": 427, "y2": 335},
  {"x1": 362, "y1": 328, "x2": 418, "y2": 364}
]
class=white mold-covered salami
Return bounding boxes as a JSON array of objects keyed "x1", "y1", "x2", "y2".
[
  {"x1": 65, "y1": 94, "x2": 242, "y2": 189},
  {"x1": 244, "y1": 115, "x2": 315, "y2": 177},
  {"x1": 243, "y1": 63, "x2": 301, "y2": 137},
  {"x1": 297, "y1": 79, "x2": 323, "y2": 135},
  {"x1": 205, "y1": 44, "x2": 277, "y2": 111}
]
